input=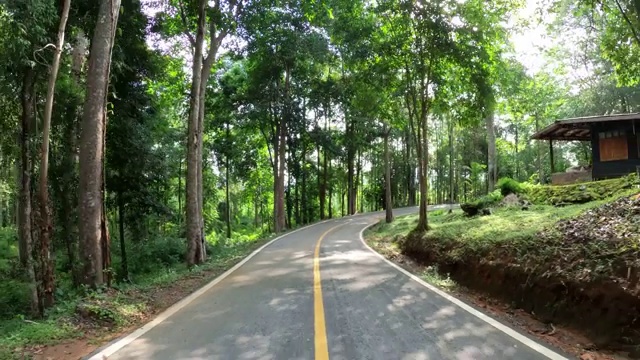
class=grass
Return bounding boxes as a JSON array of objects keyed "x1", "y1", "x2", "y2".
[
  {"x1": 367, "y1": 188, "x2": 639, "y2": 280},
  {"x1": 419, "y1": 265, "x2": 457, "y2": 290},
  {"x1": 381, "y1": 194, "x2": 630, "y2": 252}
]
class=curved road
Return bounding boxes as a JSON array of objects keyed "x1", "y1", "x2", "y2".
[{"x1": 91, "y1": 206, "x2": 568, "y2": 360}]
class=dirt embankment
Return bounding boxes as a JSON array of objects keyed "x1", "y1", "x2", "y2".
[{"x1": 402, "y1": 195, "x2": 640, "y2": 356}]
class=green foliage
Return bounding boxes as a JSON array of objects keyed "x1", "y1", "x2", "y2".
[
  {"x1": 0, "y1": 228, "x2": 29, "y2": 319},
  {"x1": 526, "y1": 174, "x2": 638, "y2": 205},
  {"x1": 127, "y1": 237, "x2": 186, "y2": 275},
  {"x1": 496, "y1": 177, "x2": 524, "y2": 196},
  {"x1": 460, "y1": 190, "x2": 503, "y2": 216}
]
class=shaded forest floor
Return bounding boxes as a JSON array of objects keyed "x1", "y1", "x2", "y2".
[
  {"x1": 0, "y1": 233, "x2": 281, "y2": 360},
  {"x1": 365, "y1": 194, "x2": 640, "y2": 360}
]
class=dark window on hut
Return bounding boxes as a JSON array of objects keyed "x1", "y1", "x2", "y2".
[{"x1": 599, "y1": 130, "x2": 628, "y2": 161}]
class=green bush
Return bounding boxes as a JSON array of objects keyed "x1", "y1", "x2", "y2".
[
  {"x1": 0, "y1": 279, "x2": 30, "y2": 318},
  {"x1": 527, "y1": 173, "x2": 638, "y2": 205},
  {"x1": 496, "y1": 177, "x2": 524, "y2": 196},
  {"x1": 461, "y1": 190, "x2": 503, "y2": 216},
  {"x1": 128, "y1": 236, "x2": 186, "y2": 274}
]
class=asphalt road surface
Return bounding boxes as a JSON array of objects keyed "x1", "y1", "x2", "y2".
[{"x1": 92, "y1": 206, "x2": 569, "y2": 360}]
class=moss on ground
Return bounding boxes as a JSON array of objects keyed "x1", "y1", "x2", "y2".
[{"x1": 526, "y1": 173, "x2": 638, "y2": 205}]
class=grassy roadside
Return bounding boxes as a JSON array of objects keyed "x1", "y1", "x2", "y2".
[
  {"x1": 0, "y1": 227, "x2": 297, "y2": 360},
  {"x1": 365, "y1": 190, "x2": 640, "y2": 355}
]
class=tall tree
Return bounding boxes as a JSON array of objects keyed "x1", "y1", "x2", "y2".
[
  {"x1": 78, "y1": 0, "x2": 121, "y2": 287},
  {"x1": 37, "y1": 0, "x2": 71, "y2": 309}
]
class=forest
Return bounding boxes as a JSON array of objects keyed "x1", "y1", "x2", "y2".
[{"x1": 1, "y1": 0, "x2": 640, "y2": 356}]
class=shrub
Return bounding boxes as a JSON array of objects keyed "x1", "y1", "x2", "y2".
[
  {"x1": 128, "y1": 236, "x2": 186, "y2": 275},
  {"x1": 0, "y1": 279, "x2": 30, "y2": 318},
  {"x1": 496, "y1": 177, "x2": 524, "y2": 196},
  {"x1": 461, "y1": 190, "x2": 503, "y2": 216}
]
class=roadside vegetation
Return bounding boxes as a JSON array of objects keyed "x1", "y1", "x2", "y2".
[{"x1": 366, "y1": 175, "x2": 640, "y2": 355}]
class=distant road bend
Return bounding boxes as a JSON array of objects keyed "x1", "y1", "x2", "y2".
[{"x1": 90, "y1": 205, "x2": 569, "y2": 360}]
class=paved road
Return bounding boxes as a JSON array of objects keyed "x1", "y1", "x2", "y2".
[{"x1": 93, "y1": 206, "x2": 568, "y2": 360}]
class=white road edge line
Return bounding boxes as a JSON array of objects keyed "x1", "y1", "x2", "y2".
[
  {"x1": 357, "y1": 213, "x2": 569, "y2": 360},
  {"x1": 87, "y1": 219, "x2": 333, "y2": 360}
]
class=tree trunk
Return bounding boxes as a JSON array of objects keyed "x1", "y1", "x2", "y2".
[
  {"x1": 38, "y1": 0, "x2": 70, "y2": 308},
  {"x1": 78, "y1": 0, "x2": 121, "y2": 287},
  {"x1": 515, "y1": 123, "x2": 519, "y2": 181},
  {"x1": 274, "y1": 118, "x2": 286, "y2": 232},
  {"x1": 486, "y1": 106, "x2": 497, "y2": 192},
  {"x1": 319, "y1": 144, "x2": 326, "y2": 220},
  {"x1": 286, "y1": 169, "x2": 292, "y2": 229},
  {"x1": 404, "y1": 128, "x2": 415, "y2": 207},
  {"x1": 416, "y1": 111, "x2": 429, "y2": 232},
  {"x1": 178, "y1": 158, "x2": 182, "y2": 224},
  {"x1": 118, "y1": 195, "x2": 128, "y2": 282},
  {"x1": 448, "y1": 118, "x2": 454, "y2": 212},
  {"x1": 19, "y1": 68, "x2": 40, "y2": 316},
  {"x1": 61, "y1": 31, "x2": 86, "y2": 287},
  {"x1": 328, "y1": 158, "x2": 332, "y2": 219},
  {"x1": 347, "y1": 119, "x2": 356, "y2": 215},
  {"x1": 358, "y1": 150, "x2": 363, "y2": 214},
  {"x1": 185, "y1": 0, "x2": 206, "y2": 267},
  {"x1": 195, "y1": 33, "x2": 220, "y2": 264},
  {"x1": 225, "y1": 125, "x2": 231, "y2": 239},
  {"x1": 384, "y1": 127, "x2": 393, "y2": 223}
]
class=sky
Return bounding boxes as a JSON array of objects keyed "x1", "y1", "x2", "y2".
[{"x1": 511, "y1": 0, "x2": 551, "y2": 75}]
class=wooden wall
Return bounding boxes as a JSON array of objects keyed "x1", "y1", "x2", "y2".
[{"x1": 590, "y1": 120, "x2": 640, "y2": 179}]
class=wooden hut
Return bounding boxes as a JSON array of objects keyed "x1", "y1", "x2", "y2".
[{"x1": 532, "y1": 113, "x2": 640, "y2": 184}]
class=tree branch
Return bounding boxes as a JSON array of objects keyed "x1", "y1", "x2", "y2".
[
  {"x1": 614, "y1": 0, "x2": 640, "y2": 47},
  {"x1": 178, "y1": 0, "x2": 197, "y2": 48}
]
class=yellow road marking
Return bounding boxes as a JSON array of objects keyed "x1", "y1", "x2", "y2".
[{"x1": 314, "y1": 224, "x2": 343, "y2": 360}]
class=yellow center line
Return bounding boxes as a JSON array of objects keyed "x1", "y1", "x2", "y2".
[{"x1": 314, "y1": 224, "x2": 343, "y2": 360}]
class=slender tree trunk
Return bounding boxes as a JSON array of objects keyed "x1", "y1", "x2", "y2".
[
  {"x1": 38, "y1": 0, "x2": 70, "y2": 308},
  {"x1": 78, "y1": 0, "x2": 121, "y2": 287},
  {"x1": 328, "y1": 158, "x2": 332, "y2": 219},
  {"x1": 319, "y1": 143, "x2": 327, "y2": 220},
  {"x1": 19, "y1": 68, "x2": 40, "y2": 316},
  {"x1": 515, "y1": 123, "x2": 519, "y2": 181},
  {"x1": 297, "y1": 171, "x2": 302, "y2": 225},
  {"x1": 404, "y1": 128, "x2": 416, "y2": 207},
  {"x1": 384, "y1": 126, "x2": 393, "y2": 223},
  {"x1": 416, "y1": 111, "x2": 429, "y2": 232},
  {"x1": 178, "y1": 158, "x2": 182, "y2": 224},
  {"x1": 118, "y1": 195, "x2": 128, "y2": 282},
  {"x1": 358, "y1": 150, "x2": 363, "y2": 214},
  {"x1": 195, "y1": 37, "x2": 220, "y2": 264},
  {"x1": 341, "y1": 189, "x2": 345, "y2": 217},
  {"x1": 254, "y1": 195, "x2": 259, "y2": 229},
  {"x1": 225, "y1": 125, "x2": 231, "y2": 239},
  {"x1": 286, "y1": 170, "x2": 292, "y2": 229},
  {"x1": 302, "y1": 148, "x2": 308, "y2": 223},
  {"x1": 61, "y1": 31, "x2": 86, "y2": 287},
  {"x1": 273, "y1": 68, "x2": 289, "y2": 233},
  {"x1": 486, "y1": 104, "x2": 497, "y2": 192},
  {"x1": 275, "y1": 118, "x2": 286, "y2": 232},
  {"x1": 185, "y1": 0, "x2": 206, "y2": 266},
  {"x1": 448, "y1": 118, "x2": 454, "y2": 212},
  {"x1": 347, "y1": 118, "x2": 356, "y2": 215}
]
